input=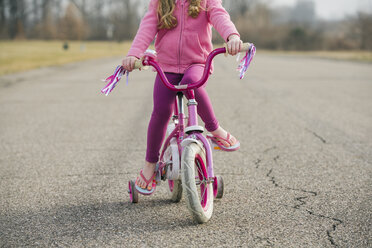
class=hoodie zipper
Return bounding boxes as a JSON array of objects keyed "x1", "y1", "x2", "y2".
[{"x1": 178, "y1": 0, "x2": 185, "y2": 73}]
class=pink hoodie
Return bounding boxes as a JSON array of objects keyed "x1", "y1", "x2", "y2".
[{"x1": 127, "y1": 0, "x2": 240, "y2": 74}]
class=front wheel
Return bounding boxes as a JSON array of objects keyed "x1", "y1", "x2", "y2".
[{"x1": 181, "y1": 143, "x2": 213, "y2": 223}]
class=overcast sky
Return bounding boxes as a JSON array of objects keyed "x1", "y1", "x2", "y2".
[{"x1": 270, "y1": 0, "x2": 372, "y2": 19}]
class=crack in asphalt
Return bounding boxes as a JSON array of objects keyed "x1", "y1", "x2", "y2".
[
  {"x1": 305, "y1": 210, "x2": 344, "y2": 247},
  {"x1": 266, "y1": 169, "x2": 279, "y2": 187},
  {"x1": 306, "y1": 128, "x2": 327, "y2": 144},
  {"x1": 290, "y1": 189, "x2": 318, "y2": 209},
  {"x1": 273, "y1": 155, "x2": 280, "y2": 163},
  {"x1": 256, "y1": 148, "x2": 343, "y2": 247},
  {"x1": 263, "y1": 146, "x2": 277, "y2": 154},
  {"x1": 254, "y1": 159, "x2": 262, "y2": 169}
]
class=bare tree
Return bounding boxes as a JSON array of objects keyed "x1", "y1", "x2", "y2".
[
  {"x1": 0, "y1": 0, "x2": 7, "y2": 38},
  {"x1": 110, "y1": 0, "x2": 139, "y2": 41},
  {"x1": 32, "y1": 0, "x2": 39, "y2": 21},
  {"x1": 357, "y1": 13, "x2": 372, "y2": 50},
  {"x1": 7, "y1": 0, "x2": 28, "y2": 39},
  {"x1": 225, "y1": 0, "x2": 256, "y2": 19},
  {"x1": 69, "y1": 0, "x2": 87, "y2": 18},
  {"x1": 290, "y1": 0, "x2": 316, "y2": 24},
  {"x1": 0, "y1": 0, "x2": 366, "y2": 52},
  {"x1": 59, "y1": 2, "x2": 86, "y2": 40},
  {"x1": 35, "y1": 0, "x2": 56, "y2": 39}
]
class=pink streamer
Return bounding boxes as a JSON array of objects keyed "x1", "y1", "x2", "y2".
[
  {"x1": 101, "y1": 66, "x2": 129, "y2": 96},
  {"x1": 237, "y1": 44, "x2": 256, "y2": 79}
]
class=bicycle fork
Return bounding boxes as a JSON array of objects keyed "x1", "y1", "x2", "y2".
[{"x1": 178, "y1": 90, "x2": 215, "y2": 180}]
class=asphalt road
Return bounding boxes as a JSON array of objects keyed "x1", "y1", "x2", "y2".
[{"x1": 0, "y1": 53, "x2": 371, "y2": 247}]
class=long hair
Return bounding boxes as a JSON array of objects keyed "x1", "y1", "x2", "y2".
[{"x1": 158, "y1": 0, "x2": 202, "y2": 29}]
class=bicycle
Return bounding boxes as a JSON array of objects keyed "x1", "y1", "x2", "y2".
[{"x1": 125, "y1": 42, "x2": 255, "y2": 223}]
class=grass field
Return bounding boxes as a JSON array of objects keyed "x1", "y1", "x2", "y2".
[
  {"x1": 0, "y1": 40, "x2": 371, "y2": 76},
  {"x1": 0, "y1": 41, "x2": 131, "y2": 75}
]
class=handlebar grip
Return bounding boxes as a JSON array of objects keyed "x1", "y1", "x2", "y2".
[
  {"x1": 241, "y1": 42, "x2": 252, "y2": 52},
  {"x1": 134, "y1": 59, "x2": 143, "y2": 70},
  {"x1": 224, "y1": 42, "x2": 252, "y2": 56}
]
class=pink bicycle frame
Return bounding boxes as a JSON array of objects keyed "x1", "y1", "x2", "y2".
[
  {"x1": 150, "y1": 47, "x2": 227, "y2": 179},
  {"x1": 142, "y1": 47, "x2": 226, "y2": 92}
]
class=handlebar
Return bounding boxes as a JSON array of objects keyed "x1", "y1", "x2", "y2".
[
  {"x1": 134, "y1": 42, "x2": 253, "y2": 92},
  {"x1": 223, "y1": 42, "x2": 251, "y2": 56}
]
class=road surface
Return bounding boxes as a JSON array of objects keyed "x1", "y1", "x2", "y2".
[{"x1": 0, "y1": 53, "x2": 371, "y2": 247}]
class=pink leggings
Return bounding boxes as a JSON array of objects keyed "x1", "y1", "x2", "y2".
[{"x1": 146, "y1": 65, "x2": 219, "y2": 163}]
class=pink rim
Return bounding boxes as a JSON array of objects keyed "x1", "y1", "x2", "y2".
[
  {"x1": 168, "y1": 180, "x2": 174, "y2": 192},
  {"x1": 128, "y1": 181, "x2": 133, "y2": 202},
  {"x1": 195, "y1": 154, "x2": 209, "y2": 211}
]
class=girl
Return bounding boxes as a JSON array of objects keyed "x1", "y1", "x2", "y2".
[{"x1": 122, "y1": 0, "x2": 242, "y2": 193}]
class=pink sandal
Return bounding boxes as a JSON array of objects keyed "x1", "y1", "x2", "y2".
[
  {"x1": 207, "y1": 133, "x2": 240, "y2": 152},
  {"x1": 135, "y1": 170, "x2": 157, "y2": 195}
]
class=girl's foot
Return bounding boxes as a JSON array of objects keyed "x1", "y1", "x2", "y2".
[
  {"x1": 136, "y1": 161, "x2": 156, "y2": 190},
  {"x1": 210, "y1": 126, "x2": 239, "y2": 148}
]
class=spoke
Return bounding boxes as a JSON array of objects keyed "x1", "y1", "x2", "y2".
[
  {"x1": 196, "y1": 164, "x2": 203, "y2": 176},
  {"x1": 195, "y1": 162, "x2": 205, "y2": 181},
  {"x1": 195, "y1": 156, "x2": 208, "y2": 206}
]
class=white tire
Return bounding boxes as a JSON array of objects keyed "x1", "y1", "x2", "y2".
[{"x1": 181, "y1": 143, "x2": 213, "y2": 223}]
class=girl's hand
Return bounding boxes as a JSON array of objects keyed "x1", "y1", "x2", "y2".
[
  {"x1": 227, "y1": 34, "x2": 242, "y2": 56},
  {"x1": 122, "y1": 56, "x2": 138, "y2": 72}
]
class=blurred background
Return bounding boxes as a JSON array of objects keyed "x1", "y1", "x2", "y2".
[
  {"x1": 0, "y1": 0, "x2": 371, "y2": 74},
  {"x1": 1, "y1": 0, "x2": 372, "y2": 49}
]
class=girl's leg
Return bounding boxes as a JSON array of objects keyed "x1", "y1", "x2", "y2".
[
  {"x1": 137, "y1": 73, "x2": 182, "y2": 190},
  {"x1": 146, "y1": 73, "x2": 182, "y2": 162},
  {"x1": 180, "y1": 65, "x2": 219, "y2": 132},
  {"x1": 180, "y1": 65, "x2": 238, "y2": 147}
]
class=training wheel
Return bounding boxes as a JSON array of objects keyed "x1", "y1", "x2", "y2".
[
  {"x1": 128, "y1": 180, "x2": 139, "y2": 203},
  {"x1": 213, "y1": 175, "x2": 224, "y2": 199}
]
